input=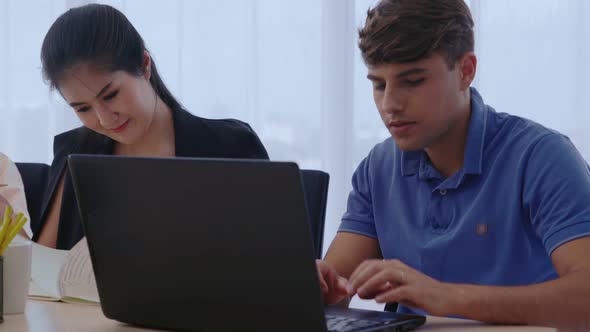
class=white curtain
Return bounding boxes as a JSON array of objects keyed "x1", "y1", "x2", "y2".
[
  {"x1": 470, "y1": 0, "x2": 590, "y2": 156},
  {"x1": 1, "y1": 0, "x2": 590, "y2": 259}
]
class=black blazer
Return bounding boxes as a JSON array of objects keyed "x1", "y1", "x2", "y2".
[{"x1": 33, "y1": 107, "x2": 269, "y2": 249}]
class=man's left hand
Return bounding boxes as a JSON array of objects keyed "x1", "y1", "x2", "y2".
[{"x1": 346, "y1": 259, "x2": 459, "y2": 316}]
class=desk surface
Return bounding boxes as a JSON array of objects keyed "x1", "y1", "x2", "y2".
[{"x1": 0, "y1": 300, "x2": 556, "y2": 332}]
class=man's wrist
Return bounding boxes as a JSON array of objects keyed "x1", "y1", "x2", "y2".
[{"x1": 446, "y1": 282, "x2": 470, "y2": 316}]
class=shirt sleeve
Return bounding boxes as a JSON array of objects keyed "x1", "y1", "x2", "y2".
[
  {"x1": 523, "y1": 134, "x2": 590, "y2": 255},
  {"x1": 338, "y1": 155, "x2": 378, "y2": 238},
  {"x1": 0, "y1": 153, "x2": 33, "y2": 238}
]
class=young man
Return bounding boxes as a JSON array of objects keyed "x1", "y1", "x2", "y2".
[{"x1": 317, "y1": 0, "x2": 590, "y2": 329}]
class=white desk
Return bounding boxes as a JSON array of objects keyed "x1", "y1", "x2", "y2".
[{"x1": 0, "y1": 300, "x2": 556, "y2": 332}]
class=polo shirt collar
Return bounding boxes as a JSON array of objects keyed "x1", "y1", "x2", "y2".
[{"x1": 463, "y1": 87, "x2": 487, "y2": 175}]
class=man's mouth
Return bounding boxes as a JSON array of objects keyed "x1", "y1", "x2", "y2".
[{"x1": 388, "y1": 120, "x2": 417, "y2": 136}]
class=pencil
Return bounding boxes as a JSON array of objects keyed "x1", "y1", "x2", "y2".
[
  {"x1": 0, "y1": 209, "x2": 28, "y2": 256},
  {"x1": 0, "y1": 206, "x2": 12, "y2": 247},
  {"x1": 0, "y1": 216, "x2": 28, "y2": 255}
]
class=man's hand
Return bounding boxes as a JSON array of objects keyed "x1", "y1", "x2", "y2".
[
  {"x1": 316, "y1": 259, "x2": 349, "y2": 305},
  {"x1": 346, "y1": 259, "x2": 458, "y2": 316}
]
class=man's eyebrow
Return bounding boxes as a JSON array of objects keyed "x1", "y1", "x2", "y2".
[
  {"x1": 367, "y1": 74, "x2": 384, "y2": 81},
  {"x1": 367, "y1": 68, "x2": 427, "y2": 81},
  {"x1": 396, "y1": 68, "x2": 427, "y2": 78}
]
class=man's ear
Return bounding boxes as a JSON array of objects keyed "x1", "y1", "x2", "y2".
[{"x1": 458, "y1": 52, "x2": 477, "y2": 91}]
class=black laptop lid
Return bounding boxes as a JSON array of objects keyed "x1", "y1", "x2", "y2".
[{"x1": 68, "y1": 155, "x2": 327, "y2": 332}]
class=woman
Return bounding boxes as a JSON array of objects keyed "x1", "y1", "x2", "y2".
[{"x1": 35, "y1": 4, "x2": 269, "y2": 250}]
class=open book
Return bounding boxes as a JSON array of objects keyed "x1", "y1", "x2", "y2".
[{"x1": 29, "y1": 238, "x2": 99, "y2": 304}]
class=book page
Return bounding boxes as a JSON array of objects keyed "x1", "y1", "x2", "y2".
[
  {"x1": 29, "y1": 242, "x2": 68, "y2": 301},
  {"x1": 58, "y1": 238, "x2": 99, "y2": 303}
]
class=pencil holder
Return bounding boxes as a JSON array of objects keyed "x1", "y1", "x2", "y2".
[{"x1": 1, "y1": 241, "x2": 31, "y2": 315}]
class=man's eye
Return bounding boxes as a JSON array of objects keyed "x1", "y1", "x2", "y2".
[
  {"x1": 374, "y1": 83, "x2": 386, "y2": 91},
  {"x1": 103, "y1": 90, "x2": 119, "y2": 101},
  {"x1": 405, "y1": 78, "x2": 425, "y2": 87},
  {"x1": 77, "y1": 107, "x2": 90, "y2": 113}
]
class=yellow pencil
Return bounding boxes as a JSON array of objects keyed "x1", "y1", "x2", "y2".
[
  {"x1": 0, "y1": 206, "x2": 12, "y2": 246},
  {"x1": 0, "y1": 216, "x2": 28, "y2": 255},
  {"x1": 9, "y1": 212, "x2": 24, "y2": 234},
  {"x1": 0, "y1": 208, "x2": 29, "y2": 256},
  {"x1": 0, "y1": 208, "x2": 13, "y2": 252},
  {"x1": 6, "y1": 214, "x2": 26, "y2": 241},
  {"x1": 0, "y1": 208, "x2": 10, "y2": 254}
]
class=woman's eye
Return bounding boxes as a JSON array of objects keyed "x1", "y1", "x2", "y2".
[
  {"x1": 103, "y1": 90, "x2": 119, "y2": 101},
  {"x1": 77, "y1": 106, "x2": 90, "y2": 113}
]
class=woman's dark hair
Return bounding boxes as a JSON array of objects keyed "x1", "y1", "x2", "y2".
[{"x1": 41, "y1": 3, "x2": 182, "y2": 111}]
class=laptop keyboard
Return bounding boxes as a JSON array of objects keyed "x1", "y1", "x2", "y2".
[{"x1": 326, "y1": 314, "x2": 386, "y2": 332}]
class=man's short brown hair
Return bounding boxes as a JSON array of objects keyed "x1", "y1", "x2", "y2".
[{"x1": 358, "y1": 0, "x2": 474, "y2": 68}]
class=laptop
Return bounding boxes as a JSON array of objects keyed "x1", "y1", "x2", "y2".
[{"x1": 68, "y1": 154, "x2": 426, "y2": 332}]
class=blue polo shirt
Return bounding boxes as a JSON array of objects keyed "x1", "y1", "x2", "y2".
[{"x1": 339, "y1": 88, "x2": 590, "y2": 315}]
